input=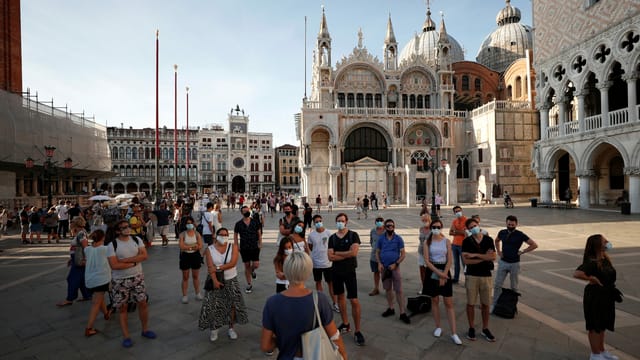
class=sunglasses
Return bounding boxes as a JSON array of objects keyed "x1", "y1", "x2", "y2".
[
  {"x1": 119, "y1": 226, "x2": 129, "y2": 230},
  {"x1": 431, "y1": 226, "x2": 442, "y2": 230},
  {"x1": 385, "y1": 224, "x2": 395, "y2": 228}
]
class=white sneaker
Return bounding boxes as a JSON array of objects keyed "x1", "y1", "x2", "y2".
[
  {"x1": 228, "y1": 328, "x2": 238, "y2": 340},
  {"x1": 195, "y1": 292, "x2": 204, "y2": 301},
  {"x1": 601, "y1": 351, "x2": 619, "y2": 360},
  {"x1": 451, "y1": 334, "x2": 462, "y2": 345},
  {"x1": 590, "y1": 354, "x2": 605, "y2": 360},
  {"x1": 433, "y1": 327, "x2": 442, "y2": 337},
  {"x1": 209, "y1": 329, "x2": 218, "y2": 342},
  {"x1": 332, "y1": 303, "x2": 340, "y2": 313},
  {"x1": 181, "y1": 295, "x2": 188, "y2": 304}
]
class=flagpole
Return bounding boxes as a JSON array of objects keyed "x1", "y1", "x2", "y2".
[{"x1": 155, "y1": 29, "x2": 161, "y2": 206}]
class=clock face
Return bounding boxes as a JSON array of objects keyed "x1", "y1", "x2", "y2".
[{"x1": 233, "y1": 157, "x2": 245, "y2": 168}]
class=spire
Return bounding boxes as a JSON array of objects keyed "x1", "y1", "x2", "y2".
[
  {"x1": 438, "y1": 11, "x2": 449, "y2": 44},
  {"x1": 385, "y1": 13, "x2": 396, "y2": 44},
  {"x1": 422, "y1": 2, "x2": 436, "y2": 32},
  {"x1": 318, "y1": 6, "x2": 330, "y2": 39}
]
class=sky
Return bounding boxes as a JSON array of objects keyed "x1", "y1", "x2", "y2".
[{"x1": 20, "y1": 0, "x2": 532, "y2": 147}]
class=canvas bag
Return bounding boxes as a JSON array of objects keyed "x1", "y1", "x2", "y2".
[{"x1": 301, "y1": 291, "x2": 343, "y2": 360}]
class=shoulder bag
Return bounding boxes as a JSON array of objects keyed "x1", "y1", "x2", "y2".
[
  {"x1": 204, "y1": 244, "x2": 231, "y2": 291},
  {"x1": 301, "y1": 291, "x2": 343, "y2": 360}
]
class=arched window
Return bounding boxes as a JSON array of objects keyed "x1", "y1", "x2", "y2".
[
  {"x1": 417, "y1": 95, "x2": 424, "y2": 108},
  {"x1": 347, "y1": 93, "x2": 354, "y2": 107},
  {"x1": 338, "y1": 93, "x2": 345, "y2": 107},
  {"x1": 191, "y1": 149, "x2": 197, "y2": 160},
  {"x1": 443, "y1": 122, "x2": 449, "y2": 138},
  {"x1": 344, "y1": 127, "x2": 388, "y2": 162},
  {"x1": 163, "y1": 148, "x2": 169, "y2": 160},
  {"x1": 365, "y1": 94, "x2": 373, "y2": 107},
  {"x1": 126, "y1": 147, "x2": 131, "y2": 160},
  {"x1": 132, "y1": 166, "x2": 138, "y2": 177},
  {"x1": 456, "y1": 155, "x2": 470, "y2": 179},
  {"x1": 515, "y1": 77, "x2": 522, "y2": 98},
  {"x1": 401, "y1": 94, "x2": 408, "y2": 108},
  {"x1": 126, "y1": 166, "x2": 132, "y2": 177},
  {"x1": 111, "y1": 147, "x2": 118, "y2": 159},
  {"x1": 356, "y1": 93, "x2": 364, "y2": 107},
  {"x1": 132, "y1": 147, "x2": 137, "y2": 160},
  {"x1": 507, "y1": 85, "x2": 513, "y2": 99},
  {"x1": 139, "y1": 147, "x2": 144, "y2": 160},
  {"x1": 168, "y1": 148, "x2": 174, "y2": 161},
  {"x1": 462, "y1": 75, "x2": 470, "y2": 91},
  {"x1": 409, "y1": 95, "x2": 416, "y2": 108},
  {"x1": 474, "y1": 78, "x2": 482, "y2": 91},
  {"x1": 179, "y1": 148, "x2": 185, "y2": 161}
]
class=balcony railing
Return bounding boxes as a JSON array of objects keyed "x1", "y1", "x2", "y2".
[
  {"x1": 471, "y1": 100, "x2": 532, "y2": 117},
  {"x1": 547, "y1": 105, "x2": 639, "y2": 140},
  {"x1": 303, "y1": 101, "x2": 466, "y2": 118}
]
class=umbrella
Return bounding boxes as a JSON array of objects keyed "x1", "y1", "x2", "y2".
[
  {"x1": 115, "y1": 193, "x2": 135, "y2": 200},
  {"x1": 89, "y1": 195, "x2": 112, "y2": 201}
]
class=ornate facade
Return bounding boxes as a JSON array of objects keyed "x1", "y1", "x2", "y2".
[
  {"x1": 299, "y1": 2, "x2": 538, "y2": 205},
  {"x1": 533, "y1": 0, "x2": 640, "y2": 212}
]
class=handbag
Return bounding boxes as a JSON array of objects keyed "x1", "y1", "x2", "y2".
[
  {"x1": 611, "y1": 287, "x2": 623, "y2": 303},
  {"x1": 301, "y1": 291, "x2": 343, "y2": 360},
  {"x1": 205, "y1": 244, "x2": 231, "y2": 291}
]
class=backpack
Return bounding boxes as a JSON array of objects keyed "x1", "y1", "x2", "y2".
[
  {"x1": 111, "y1": 235, "x2": 141, "y2": 251},
  {"x1": 492, "y1": 288, "x2": 520, "y2": 319},
  {"x1": 406, "y1": 295, "x2": 431, "y2": 316}
]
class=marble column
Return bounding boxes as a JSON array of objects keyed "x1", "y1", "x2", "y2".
[
  {"x1": 538, "y1": 173, "x2": 554, "y2": 203},
  {"x1": 624, "y1": 75, "x2": 638, "y2": 122},
  {"x1": 576, "y1": 170, "x2": 594, "y2": 209},
  {"x1": 598, "y1": 82, "x2": 610, "y2": 127},
  {"x1": 576, "y1": 92, "x2": 586, "y2": 133},
  {"x1": 539, "y1": 106, "x2": 550, "y2": 139},
  {"x1": 19, "y1": 178, "x2": 25, "y2": 196},
  {"x1": 328, "y1": 145, "x2": 335, "y2": 168},
  {"x1": 558, "y1": 96, "x2": 567, "y2": 136},
  {"x1": 625, "y1": 167, "x2": 640, "y2": 214}
]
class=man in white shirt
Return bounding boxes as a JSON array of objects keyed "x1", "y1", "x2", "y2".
[
  {"x1": 201, "y1": 202, "x2": 215, "y2": 245},
  {"x1": 308, "y1": 214, "x2": 338, "y2": 312},
  {"x1": 56, "y1": 200, "x2": 69, "y2": 239}
]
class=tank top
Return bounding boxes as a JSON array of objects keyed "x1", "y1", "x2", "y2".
[
  {"x1": 208, "y1": 243, "x2": 237, "y2": 280},
  {"x1": 211, "y1": 210, "x2": 222, "y2": 231},
  {"x1": 183, "y1": 231, "x2": 197, "y2": 253},
  {"x1": 293, "y1": 239, "x2": 306, "y2": 252},
  {"x1": 429, "y1": 237, "x2": 448, "y2": 264}
]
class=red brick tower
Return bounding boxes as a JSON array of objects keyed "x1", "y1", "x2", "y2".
[{"x1": 0, "y1": 0, "x2": 22, "y2": 93}]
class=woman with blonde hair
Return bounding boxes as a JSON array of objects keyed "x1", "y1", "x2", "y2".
[
  {"x1": 57, "y1": 216, "x2": 91, "y2": 306},
  {"x1": 574, "y1": 234, "x2": 620, "y2": 360}
]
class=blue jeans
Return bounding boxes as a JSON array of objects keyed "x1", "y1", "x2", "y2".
[
  {"x1": 451, "y1": 244, "x2": 463, "y2": 282},
  {"x1": 66, "y1": 254, "x2": 91, "y2": 301},
  {"x1": 493, "y1": 259, "x2": 520, "y2": 306}
]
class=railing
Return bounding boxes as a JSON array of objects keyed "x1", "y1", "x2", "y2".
[
  {"x1": 563, "y1": 121, "x2": 580, "y2": 135},
  {"x1": 609, "y1": 108, "x2": 628, "y2": 127},
  {"x1": 585, "y1": 114, "x2": 602, "y2": 131},
  {"x1": 546, "y1": 125, "x2": 559, "y2": 138},
  {"x1": 303, "y1": 100, "x2": 466, "y2": 117},
  {"x1": 471, "y1": 100, "x2": 531, "y2": 117}
]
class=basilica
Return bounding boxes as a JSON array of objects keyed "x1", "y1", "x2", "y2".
[{"x1": 298, "y1": 1, "x2": 538, "y2": 206}]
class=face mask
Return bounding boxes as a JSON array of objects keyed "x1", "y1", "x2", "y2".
[
  {"x1": 284, "y1": 211, "x2": 291, "y2": 216},
  {"x1": 243, "y1": 211, "x2": 251, "y2": 218},
  {"x1": 507, "y1": 226, "x2": 516, "y2": 232},
  {"x1": 216, "y1": 235, "x2": 227, "y2": 244},
  {"x1": 314, "y1": 222, "x2": 323, "y2": 229},
  {"x1": 284, "y1": 249, "x2": 293, "y2": 256},
  {"x1": 431, "y1": 229, "x2": 441, "y2": 236},
  {"x1": 455, "y1": 212, "x2": 462, "y2": 218},
  {"x1": 186, "y1": 224, "x2": 195, "y2": 230},
  {"x1": 465, "y1": 229, "x2": 472, "y2": 237},
  {"x1": 605, "y1": 242, "x2": 613, "y2": 251},
  {"x1": 470, "y1": 227, "x2": 481, "y2": 235},
  {"x1": 336, "y1": 221, "x2": 345, "y2": 230},
  {"x1": 375, "y1": 221, "x2": 384, "y2": 228},
  {"x1": 294, "y1": 225, "x2": 303, "y2": 234}
]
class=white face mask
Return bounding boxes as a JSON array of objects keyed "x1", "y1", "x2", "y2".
[
  {"x1": 284, "y1": 249, "x2": 293, "y2": 256},
  {"x1": 216, "y1": 235, "x2": 228, "y2": 244}
]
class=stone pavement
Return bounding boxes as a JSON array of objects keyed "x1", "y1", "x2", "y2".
[{"x1": 0, "y1": 204, "x2": 638, "y2": 360}]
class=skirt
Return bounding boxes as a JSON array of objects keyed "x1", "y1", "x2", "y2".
[{"x1": 198, "y1": 276, "x2": 249, "y2": 330}]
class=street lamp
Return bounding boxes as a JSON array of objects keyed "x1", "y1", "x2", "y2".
[
  {"x1": 424, "y1": 148, "x2": 445, "y2": 221},
  {"x1": 25, "y1": 146, "x2": 71, "y2": 209}
]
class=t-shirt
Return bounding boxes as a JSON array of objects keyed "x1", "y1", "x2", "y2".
[
  {"x1": 362, "y1": 198, "x2": 370, "y2": 208},
  {"x1": 328, "y1": 230, "x2": 360, "y2": 273},
  {"x1": 370, "y1": 228, "x2": 384, "y2": 262},
  {"x1": 308, "y1": 229, "x2": 332, "y2": 268},
  {"x1": 68, "y1": 206, "x2": 81, "y2": 220},
  {"x1": 107, "y1": 237, "x2": 143, "y2": 279},
  {"x1": 497, "y1": 229, "x2": 530, "y2": 263},
  {"x1": 129, "y1": 215, "x2": 143, "y2": 235},
  {"x1": 85, "y1": 245, "x2": 112, "y2": 288},
  {"x1": 152, "y1": 209, "x2": 171, "y2": 226},
  {"x1": 376, "y1": 233, "x2": 404, "y2": 267},
  {"x1": 56, "y1": 205, "x2": 69, "y2": 220},
  {"x1": 234, "y1": 218, "x2": 261, "y2": 250},
  {"x1": 262, "y1": 292, "x2": 333, "y2": 360},
  {"x1": 201, "y1": 211, "x2": 214, "y2": 235},
  {"x1": 461, "y1": 235, "x2": 495, "y2": 277},
  {"x1": 450, "y1": 216, "x2": 468, "y2": 246},
  {"x1": 277, "y1": 215, "x2": 300, "y2": 243}
]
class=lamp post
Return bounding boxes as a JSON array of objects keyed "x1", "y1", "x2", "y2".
[
  {"x1": 25, "y1": 146, "x2": 71, "y2": 209},
  {"x1": 425, "y1": 148, "x2": 442, "y2": 221}
]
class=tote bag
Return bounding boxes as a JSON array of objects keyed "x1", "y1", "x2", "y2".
[{"x1": 301, "y1": 291, "x2": 343, "y2": 360}]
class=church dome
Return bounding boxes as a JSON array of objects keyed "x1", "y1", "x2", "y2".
[
  {"x1": 476, "y1": 0, "x2": 532, "y2": 73},
  {"x1": 398, "y1": 10, "x2": 464, "y2": 66}
]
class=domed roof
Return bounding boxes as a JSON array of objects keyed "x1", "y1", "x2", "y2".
[
  {"x1": 476, "y1": 0, "x2": 532, "y2": 73},
  {"x1": 398, "y1": 10, "x2": 464, "y2": 66}
]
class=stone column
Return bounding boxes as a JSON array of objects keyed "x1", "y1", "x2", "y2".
[
  {"x1": 538, "y1": 173, "x2": 554, "y2": 203},
  {"x1": 625, "y1": 167, "x2": 640, "y2": 214},
  {"x1": 557, "y1": 96, "x2": 567, "y2": 136},
  {"x1": 19, "y1": 177, "x2": 25, "y2": 196},
  {"x1": 539, "y1": 105, "x2": 550, "y2": 139},
  {"x1": 624, "y1": 74, "x2": 638, "y2": 122},
  {"x1": 576, "y1": 92, "x2": 586, "y2": 133},
  {"x1": 328, "y1": 145, "x2": 335, "y2": 168},
  {"x1": 598, "y1": 82, "x2": 611, "y2": 127},
  {"x1": 328, "y1": 168, "x2": 339, "y2": 205},
  {"x1": 33, "y1": 177, "x2": 39, "y2": 196},
  {"x1": 576, "y1": 170, "x2": 594, "y2": 209}
]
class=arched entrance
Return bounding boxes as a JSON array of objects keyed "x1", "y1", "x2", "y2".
[
  {"x1": 126, "y1": 183, "x2": 138, "y2": 194},
  {"x1": 140, "y1": 183, "x2": 151, "y2": 196},
  {"x1": 232, "y1": 176, "x2": 246, "y2": 193},
  {"x1": 343, "y1": 126, "x2": 389, "y2": 203},
  {"x1": 113, "y1": 183, "x2": 125, "y2": 194},
  {"x1": 583, "y1": 142, "x2": 627, "y2": 207}
]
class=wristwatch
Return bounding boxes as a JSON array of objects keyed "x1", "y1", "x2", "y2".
[{"x1": 216, "y1": 265, "x2": 221, "y2": 271}]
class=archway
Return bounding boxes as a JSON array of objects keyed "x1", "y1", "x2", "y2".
[
  {"x1": 232, "y1": 176, "x2": 246, "y2": 194},
  {"x1": 344, "y1": 127, "x2": 388, "y2": 162},
  {"x1": 113, "y1": 183, "x2": 125, "y2": 194},
  {"x1": 583, "y1": 142, "x2": 627, "y2": 207},
  {"x1": 140, "y1": 183, "x2": 151, "y2": 196},
  {"x1": 126, "y1": 183, "x2": 138, "y2": 194}
]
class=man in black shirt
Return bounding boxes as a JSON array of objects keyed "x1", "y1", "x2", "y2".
[
  {"x1": 234, "y1": 205, "x2": 262, "y2": 294},
  {"x1": 462, "y1": 218, "x2": 496, "y2": 343},
  {"x1": 328, "y1": 212, "x2": 365, "y2": 346}
]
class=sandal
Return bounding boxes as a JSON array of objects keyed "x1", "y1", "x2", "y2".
[
  {"x1": 141, "y1": 330, "x2": 157, "y2": 339},
  {"x1": 56, "y1": 300, "x2": 73, "y2": 307},
  {"x1": 104, "y1": 308, "x2": 114, "y2": 321},
  {"x1": 84, "y1": 328, "x2": 99, "y2": 337},
  {"x1": 122, "y1": 338, "x2": 133, "y2": 348}
]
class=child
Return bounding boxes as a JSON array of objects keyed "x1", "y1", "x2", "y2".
[
  {"x1": 273, "y1": 236, "x2": 294, "y2": 293},
  {"x1": 84, "y1": 229, "x2": 112, "y2": 337}
]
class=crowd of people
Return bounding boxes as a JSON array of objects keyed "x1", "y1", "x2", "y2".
[{"x1": 7, "y1": 190, "x2": 618, "y2": 359}]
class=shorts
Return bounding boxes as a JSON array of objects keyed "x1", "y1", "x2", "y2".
[
  {"x1": 203, "y1": 234, "x2": 213, "y2": 245},
  {"x1": 180, "y1": 251, "x2": 203, "y2": 270},
  {"x1": 417, "y1": 253, "x2": 425, "y2": 267},
  {"x1": 44, "y1": 225, "x2": 57, "y2": 234},
  {"x1": 313, "y1": 267, "x2": 333, "y2": 283},
  {"x1": 422, "y1": 264, "x2": 453, "y2": 297},
  {"x1": 88, "y1": 282, "x2": 110, "y2": 293},
  {"x1": 111, "y1": 273, "x2": 147, "y2": 309},
  {"x1": 240, "y1": 248, "x2": 260, "y2": 263},
  {"x1": 382, "y1": 267, "x2": 403, "y2": 293},
  {"x1": 436, "y1": 204, "x2": 441, "y2": 210},
  {"x1": 29, "y1": 223, "x2": 42, "y2": 233},
  {"x1": 21, "y1": 224, "x2": 29, "y2": 234},
  {"x1": 369, "y1": 260, "x2": 379, "y2": 273},
  {"x1": 465, "y1": 275, "x2": 492, "y2": 306},
  {"x1": 332, "y1": 270, "x2": 358, "y2": 299},
  {"x1": 157, "y1": 225, "x2": 169, "y2": 236}
]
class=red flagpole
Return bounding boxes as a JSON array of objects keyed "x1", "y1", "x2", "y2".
[
  {"x1": 186, "y1": 86, "x2": 190, "y2": 196},
  {"x1": 174, "y1": 64, "x2": 178, "y2": 197},
  {"x1": 155, "y1": 29, "x2": 160, "y2": 204}
]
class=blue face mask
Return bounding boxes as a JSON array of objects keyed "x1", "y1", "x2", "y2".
[
  {"x1": 336, "y1": 221, "x2": 345, "y2": 230},
  {"x1": 186, "y1": 224, "x2": 195, "y2": 230},
  {"x1": 314, "y1": 222, "x2": 323, "y2": 229},
  {"x1": 605, "y1": 242, "x2": 613, "y2": 251},
  {"x1": 470, "y1": 226, "x2": 481, "y2": 235},
  {"x1": 455, "y1": 211, "x2": 463, "y2": 218},
  {"x1": 431, "y1": 229, "x2": 441, "y2": 236},
  {"x1": 294, "y1": 225, "x2": 303, "y2": 234},
  {"x1": 375, "y1": 221, "x2": 384, "y2": 228}
]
